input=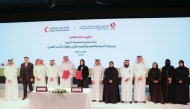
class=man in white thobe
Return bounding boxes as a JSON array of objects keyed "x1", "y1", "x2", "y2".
[
  {"x1": 46, "y1": 59, "x2": 58, "y2": 88},
  {"x1": 133, "y1": 56, "x2": 148, "y2": 103},
  {"x1": 120, "y1": 60, "x2": 133, "y2": 103},
  {"x1": 39, "y1": 59, "x2": 46, "y2": 71},
  {"x1": 59, "y1": 56, "x2": 75, "y2": 88},
  {"x1": 91, "y1": 59, "x2": 104, "y2": 102},
  {"x1": 4, "y1": 59, "x2": 18, "y2": 101},
  {"x1": 34, "y1": 59, "x2": 46, "y2": 89}
]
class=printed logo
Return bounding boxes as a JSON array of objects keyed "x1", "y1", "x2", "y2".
[
  {"x1": 79, "y1": 22, "x2": 116, "y2": 30},
  {"x1": 44, "y1": 26, "x2": 69, "y2": 33},
  {"x1": 0, "y1": 63, "x2": 4, "y2": 66},
  {"x1": 110, "y1": 22, "x2": 116, "y2": 30}
]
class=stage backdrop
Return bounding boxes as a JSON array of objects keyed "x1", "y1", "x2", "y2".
[{"x1": 0, "y1": 17, "x2": 190, "y2": 77}]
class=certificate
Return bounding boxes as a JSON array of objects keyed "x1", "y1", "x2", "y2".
[
  {"x1": 62, "y1": 70, "x2": 70, "y2": 79},
  {"x1": 76, "y1": 71, "x2": 82, "y2": 79}
]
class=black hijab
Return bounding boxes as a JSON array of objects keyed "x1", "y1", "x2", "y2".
[
  {"x1": 152, "y1": 62, "x2": 159, "y2": 70},
  {"x1": 79, "y1": 59, "x2": 85, "y2": 67},
  {"x1": 179, "y1": 60, "x2": 184, "y2": 70},
  {"x1": 152, "y1": 62, "x2": 160, "y2": 80},
  {"x1": 109, "y1": 61, "x2": 114, "y2": 71},
  {"x1": 165, "y1": 59, "x2": 171, "y2": 68}
]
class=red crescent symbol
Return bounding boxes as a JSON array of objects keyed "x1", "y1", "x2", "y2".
[
  {"x1": 44, "y1": 26, "x2": 49, "y2": 33},
  {"x1": 1, "y1": 63, "x2": 4, "y2": 66}
]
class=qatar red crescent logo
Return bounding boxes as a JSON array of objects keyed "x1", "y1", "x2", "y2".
[
  {"x1": 110, "y1": 22, "x2": 116, "y2": 30},
  {"x1": 44, "y1": 26, "x2": 49, "y2": 33},
  {"x1": 1, "y1": 63, "x2": 4, "y2": 66},
  {"x1": 44, "y1": 26, "x2": 69, "y2": 33}
]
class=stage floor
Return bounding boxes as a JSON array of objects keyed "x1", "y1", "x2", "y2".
[{"x1": 0, "y1": 97, "x2": 189, "y2": 109}]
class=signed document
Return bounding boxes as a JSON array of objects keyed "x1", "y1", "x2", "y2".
[
  {"x1": 76, "y1": 71, "x2": 82, "y2": 79},
  {"x1": 62, "y1": 70, "x2": 70, "y2": 79}
]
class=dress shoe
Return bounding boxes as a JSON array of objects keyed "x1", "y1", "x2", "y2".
[{"x1": 22, "y1": 97, "x2": 26, "y2": 100}]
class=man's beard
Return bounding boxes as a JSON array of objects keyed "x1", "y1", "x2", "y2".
[{"x1": 124, "y1": 64, "x2": 129, "y2": 68}]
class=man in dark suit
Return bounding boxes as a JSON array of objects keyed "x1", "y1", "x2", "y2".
[{"x1": 20, "y1": 57, "x2": 34, "y2": 100}]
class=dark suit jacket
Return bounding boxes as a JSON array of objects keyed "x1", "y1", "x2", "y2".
[
  {"x1": 78, "y1": 66, "x2": 89, "y2": 79},
  {"x1": 20, "y1": 62, "x2": 34, "y2": 81}
]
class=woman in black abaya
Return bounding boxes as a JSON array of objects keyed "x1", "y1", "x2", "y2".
[
  {"x1": 148, "y1": 62, "x2": 164, "y2": 104},
  {"x1": 174, "y1": 60, "x2": 189, "y2": 105},
  {"x1": 103, "y1": 61, "x2": 120, "y2": 104}
]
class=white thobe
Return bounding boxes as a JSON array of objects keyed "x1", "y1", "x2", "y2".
[
  {"x1": 46, "y1": 65, "x2": 58, "y2": 88},
  {"x1": 34, "y1": 65, "x2": 46, "y2": 89},
  {"x1": 120, "y1": 66, "x2": 133, "y2": 102},
  {"x1": 134, "y1": 62, "x2": 147, "y2": 101},
  {"x1": 4, "y1": 65, "x2": 18, "y2": 101},
  {"x1": 59, "y1": 62, "x2": 75, "y2": 88},
  {"x1": 91, "y1": 65, "x2": 104, "y2": 101}
]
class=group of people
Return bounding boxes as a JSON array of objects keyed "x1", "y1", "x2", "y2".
[
  {"x1": 148, "y1": 59, "x2": 189, "y2": 105},
  {"x1": 3, "y1": 56, "x2": 189, "y2": 105}
]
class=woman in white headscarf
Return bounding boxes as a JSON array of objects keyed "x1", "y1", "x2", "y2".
[{"x1": 133, "y1": 56, "x2": 148, "y2": 103}]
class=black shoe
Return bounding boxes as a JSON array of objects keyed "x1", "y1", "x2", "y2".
[
  {"x1": 121, "y1": 101, "x2": 124, "y2": 103},
  {"x1": 99, "y1": 100, "x2": 102, "y2": 102},
  {"x1": 22, "y1": 97, "x2": 26, "y2": 100},
  {"x1": 92, "y1": 100, "x2": 96, "y2": 102},
  {"x1": 130, "y1": 101, "x2": 132, "y2": 104},
  {"x1": 143, "y1": 101, "x2": 146, "y2": 103},
  {"x1": 134, "y1": 101, "x2": 137, "y2": 103}
]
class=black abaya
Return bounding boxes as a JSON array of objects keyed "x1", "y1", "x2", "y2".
[
  {"x1": 103, "y1": 67, "x2": 120, "y2": 103},
  {"x1": 148, "y1": 68, "x2": 164, "y2": 104},
  {"x1": 174, "y1": 67, "x2": 189, "y2": 104}
]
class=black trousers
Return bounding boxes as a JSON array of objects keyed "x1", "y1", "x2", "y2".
[
  {"x1": 77, "y1": 78, "x2": 89, "y2": 88},
  {"x1": 23, "y1": 79, "x2": 33, "y2": 97}
]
